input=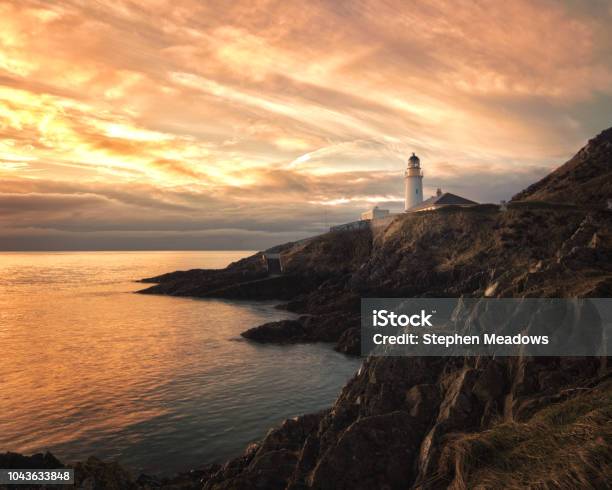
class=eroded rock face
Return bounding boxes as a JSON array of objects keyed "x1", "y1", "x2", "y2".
[
  {"x1": 334, "y1": 327, "x2": 360, "y2": 355},
  {"x1": 123, "y1": 128, "x2": 612, "y2": 489},
  {"x1": 138, "y1": 229, "x2": 373, "y2": 302},
  {"x1": 202, "y1": 412, "x2": 327, "y2": 490},
  {"x1": 195, "y1": 355, "x2": 607, "y2": 490},
  {"x1": 307, "y1": 411, "x2": 421, "y2": 490},
  {"x1": 4, "y1": 356, "x2": 607, "y2": 490}
]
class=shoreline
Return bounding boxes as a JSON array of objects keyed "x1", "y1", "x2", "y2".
[{"x1": 4, "y1": 127, "x2": 612, "y2": 488}]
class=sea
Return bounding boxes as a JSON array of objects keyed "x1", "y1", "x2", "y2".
[{"x1": 0, "y1": 251, "x2": 361, "y2": 475}]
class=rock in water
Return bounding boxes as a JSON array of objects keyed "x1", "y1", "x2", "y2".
[{"x1": 241, "y1": 319, "x2": 307, "y2": 343}]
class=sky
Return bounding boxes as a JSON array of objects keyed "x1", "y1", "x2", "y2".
[{"x1": 1, "y1": 0, "x2": 612, "y2": 250}]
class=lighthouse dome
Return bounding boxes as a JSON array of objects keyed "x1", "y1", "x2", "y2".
[{"x1": 408, "y1": 152, "x2": 420, "y2": 168}]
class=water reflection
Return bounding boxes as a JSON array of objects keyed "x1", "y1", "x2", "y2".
[{"x1": 0, "y1": 252, "x2": 361, "y2": 474}]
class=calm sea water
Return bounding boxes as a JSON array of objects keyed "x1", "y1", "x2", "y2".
[{"x1": 0, "y1": 251, "x2": 361, "y2": 475}]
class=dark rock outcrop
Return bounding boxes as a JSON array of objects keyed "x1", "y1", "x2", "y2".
[
  {"x1": 138, "y1": 229, "x2": 373, "y2": 302},
  {"x1": 241, "y1": 319, "x2": 308, "y2": 344},
  {"x1": 191, "y1": 357, "x2": 609, "y2": 490},
  {"x1": 140, "y1": 270, "x2": 317, "y2": 301},
  {"x1": 0, "y1": 451, "x2": 63, "y2": 470},
  {"x1": 0, "y1": 452, "x2": 214, "y2": 490},
  {"x1": 241, "y1": 314, "x2": 361, "y2": 354},
  {"x1": 201, "y1": 412, "x2": 326, "y2": 490},
  {"x1": 115, "y1": 127, "x2": 611, "y2": 488}
]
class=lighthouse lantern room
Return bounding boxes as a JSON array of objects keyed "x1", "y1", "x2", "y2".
[{"x1": 404, "y1": 152, "x2": 423, "y2": 211}]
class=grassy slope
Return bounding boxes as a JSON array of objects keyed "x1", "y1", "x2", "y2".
[
  {"x1": 511, "y1": 127, "x2": 612, "y2": 207},
  {"x1": 354, "y1": 203, "x2": 610, "y2": 298},
  {"x1": 437, "y1": 377, "x2": 611, "y2": 489}
]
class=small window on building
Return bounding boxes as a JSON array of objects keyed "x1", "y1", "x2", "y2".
[{"x1": 416, "y1": 189, "x2": 419, "y2": 194}]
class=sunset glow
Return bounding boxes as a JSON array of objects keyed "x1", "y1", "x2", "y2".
[{"x1": 1, "y1": 0, "x2": 612, "y2": 249}]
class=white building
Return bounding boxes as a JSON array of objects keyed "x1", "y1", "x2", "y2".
[
  {"x1": 404, "y1": 153, "x2": 477, "y2": 212},
  {"x1": 405, "y1": 152, "x2": 423, "y2": 211},
  {"x1": 410, "y1": 188, "x2": 478, "y2": 212},
  {"x1": 361, "y1": 206, "x2": 390, "y2": 221},
  {"x1": 345, "y1": 152, "x2": 477, "y2": 231}
]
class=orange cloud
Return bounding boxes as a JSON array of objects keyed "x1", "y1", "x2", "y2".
[{"x1": 0, "y1": 0, "x2": 611, "y2": 248}]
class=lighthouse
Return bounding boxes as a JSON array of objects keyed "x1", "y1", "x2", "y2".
[
  {"x1": 341, "y1": 150, "x2": 478, "y2": 230},
  {"x1": 404, "y1": 152, "x2": 423, "y2": 211}
]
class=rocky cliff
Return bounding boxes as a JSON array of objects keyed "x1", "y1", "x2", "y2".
[
  {"x1": 136, "y1": 128, "x2": 612, "y2": 489},
  {"x1": 5, "y1": 130, "x2": 610, "y2": 489}
]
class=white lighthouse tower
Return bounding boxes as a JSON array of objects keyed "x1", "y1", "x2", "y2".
[{"x1": 404, "y1": 152, "x2": 423, "y2": 211}]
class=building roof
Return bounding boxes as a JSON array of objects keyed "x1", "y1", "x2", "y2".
[
  {"x1": 409, "y1": 192, "x2": 477, "y2": 212},
  {"x1": 408, "y1": 152, "x2": 420, "y2": 168}
]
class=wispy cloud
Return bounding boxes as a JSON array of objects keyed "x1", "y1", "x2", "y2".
[{"x1": 0, "y1": 0, "x2": 611, "y2": 249}]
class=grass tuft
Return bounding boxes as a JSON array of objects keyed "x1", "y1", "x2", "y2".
[{"x1": 436, "y1": 379, "x2": 611, "y2": 489}]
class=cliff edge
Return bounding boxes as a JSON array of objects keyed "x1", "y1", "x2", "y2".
[{"x1": 24, "y1": 128, "x2": 609, "y2": 489}]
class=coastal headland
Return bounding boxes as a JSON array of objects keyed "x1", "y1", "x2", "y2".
[{"x1": 3, "y1": 128, "x2": 612, "y2": 488}]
